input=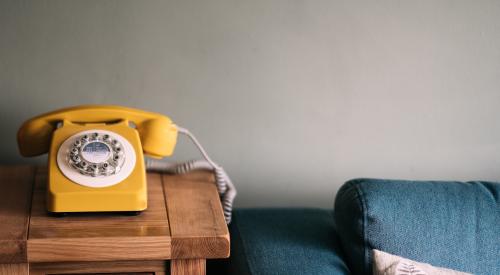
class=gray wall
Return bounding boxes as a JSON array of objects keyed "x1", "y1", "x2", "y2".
[{"x1": 1, "y1": 1, "x2": 499, "y2": 208}]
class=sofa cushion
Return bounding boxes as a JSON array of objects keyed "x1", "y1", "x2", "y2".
[
  {"x1": 334, "y1": 179, "x2": 500, "y2": 275},
  {"x1": 227, "y1": 208, "x2": 350, "y2": 275}
]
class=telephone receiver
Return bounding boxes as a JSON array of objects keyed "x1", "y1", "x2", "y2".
[{"x1": 18, "y1": 105, "x2": 178, "y2": 159}]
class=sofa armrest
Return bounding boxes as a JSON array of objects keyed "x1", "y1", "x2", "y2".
[{"x1": 334, "y1": 178, "x2": 499, "y2": 275}]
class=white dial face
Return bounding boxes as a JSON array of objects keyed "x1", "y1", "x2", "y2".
[{"x1": 57, "y1": 130, "x2": 136, "y2": 188}]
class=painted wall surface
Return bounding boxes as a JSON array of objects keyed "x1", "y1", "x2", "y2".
[{"x1": 1, "y1": 1, "x2": 499, "y2": 207}]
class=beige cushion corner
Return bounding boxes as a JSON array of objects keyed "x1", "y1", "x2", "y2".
[{"x1": 372, "y1": 249, "x2": 472, "y2": 275}]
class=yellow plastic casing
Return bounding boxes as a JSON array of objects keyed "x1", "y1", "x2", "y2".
[{"x1": 17, "y1": 105, "x2": 178, "y2": 213}]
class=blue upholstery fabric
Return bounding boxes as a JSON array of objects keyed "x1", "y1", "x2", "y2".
[
  {"x1": 334, "y1": 179, "x2": 500, "y2": 275},
  {"x1": 228, "y1": 208, "x2": 350, "y2": 275}
]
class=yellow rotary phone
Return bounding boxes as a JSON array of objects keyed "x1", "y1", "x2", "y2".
[
  {"x1": 17, "y1": 105, "x2": 179, "y2": 214},
  {"x1": 18, "y1": 105, "x2": 236, "y2": 221}
]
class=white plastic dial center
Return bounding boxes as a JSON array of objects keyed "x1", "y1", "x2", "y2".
[{"x1": 81, "y1": 142, "x2": 111, "y2": 163}]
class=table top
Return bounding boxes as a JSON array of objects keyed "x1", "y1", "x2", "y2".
[{"x1": 0, "y1": 166, "x2": 229, "y2": 264}]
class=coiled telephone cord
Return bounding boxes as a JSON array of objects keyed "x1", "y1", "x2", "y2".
[{"x1": 145, "y1": 126, "x2": 236, "y2": 224}]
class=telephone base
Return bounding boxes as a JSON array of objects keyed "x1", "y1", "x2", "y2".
[{"x1": 45, "y1": 117, "x2": 148, "y2": 214}]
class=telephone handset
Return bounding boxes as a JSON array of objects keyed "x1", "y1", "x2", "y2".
[
  {"x1": 18, "y1": 105, "x2": 236, "y2": 223},
  {"x1": 18, "y1": 105, "x2": 177, "y2": 158}
]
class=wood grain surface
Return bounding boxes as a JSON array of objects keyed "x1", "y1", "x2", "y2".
[
  {"x1": 171, "y1": 259, "x2": 206, "y2": 275},
  {"x1": 28, "y1": 168, "x2": 171, "y2": 262},
  {"x1": 162, "y1": 172, "x2": 230, "y2": 259},
  {"x1": 0, "y1": 166, "x2": 229, "y2": 274},
  {"x1": 0, "y1": 166, "x2": 35, "y2": 264},
  {"x1": 0, "y1": 264, "x2": 28, "y2": 274}
]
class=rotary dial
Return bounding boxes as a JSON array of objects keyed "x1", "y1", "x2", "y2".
[{"x1": 68, "y1": 132, "x2": 125, "y2": 177}]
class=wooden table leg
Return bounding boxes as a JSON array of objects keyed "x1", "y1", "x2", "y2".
[{"x1": 170, "y1": 259, "x2": 206, "y2": 275}]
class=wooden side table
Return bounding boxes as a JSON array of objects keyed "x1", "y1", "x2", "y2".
[{"x1": 0, "y1": 166, "x2": 230, "y2": 275}]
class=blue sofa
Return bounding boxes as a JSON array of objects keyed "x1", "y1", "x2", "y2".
[{"x1": 225, "y1": 179, "x2": 499, "y2": 275}]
